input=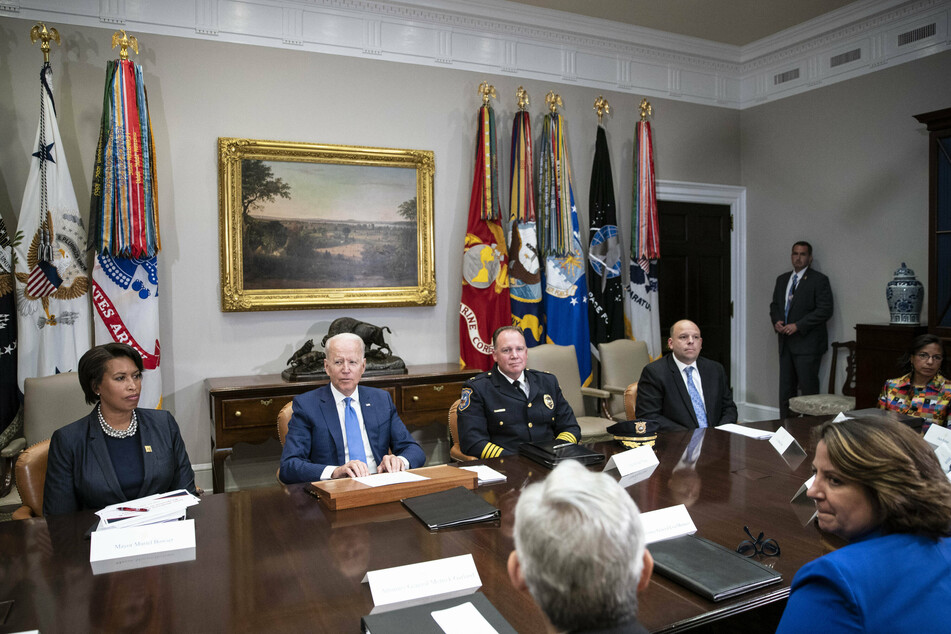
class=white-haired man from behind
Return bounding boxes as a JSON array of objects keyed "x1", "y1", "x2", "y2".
[{"x1": 507, "y1": 460, "x2": 654, "y2": 633}]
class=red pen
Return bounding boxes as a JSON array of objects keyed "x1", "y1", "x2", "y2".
[{"x1": 117, "y1": 507, "x2": 148, "y2": 512}]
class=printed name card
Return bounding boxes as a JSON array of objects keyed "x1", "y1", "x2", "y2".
[
  {"x1": 362, "y1": 554, "x2": 482, "y2": 613},
  {"x1": 640, "y1": 504, "x2": 697, "y2": 544},
  {"x1": 925, "y1": 424, "x2": 951, "y2": 451},
  {"x1": 604, "y1": 445, "x2": 659, "y2": 484},
  {"x1": 789, "y1": 475, "x2": 817, "y2": 526},
  {"x1": 90, "y1": 519, "x2": 196, "y2": 575},
  {"x1": 769, "y1": 426, "x2": 807, "y2": 470},
  {"x1": 935, "y1": 443, "x2": 951, "y2": 473}
]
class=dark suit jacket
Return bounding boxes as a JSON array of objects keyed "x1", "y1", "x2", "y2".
[
  {"x1": 44, "y1": 408, "x2": 196, "y2": 516},
  {"x1": 279, "y1": 385, "x2": 425, "y2": 484},
  {"x1": 635, "y1": 355, "x2": 737, "y2": 432},
  {"x1": 769, "y1": 268, "x2": 833, "y2": 356}
]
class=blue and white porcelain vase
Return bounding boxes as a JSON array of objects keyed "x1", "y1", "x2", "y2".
[{"x1": 886, "y1": 262, "x2": 923, "y2": 325}]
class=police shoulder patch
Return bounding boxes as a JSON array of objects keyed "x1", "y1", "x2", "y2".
[{"x1": 459, "y1": 388, "x2": 473, "y2": 411}]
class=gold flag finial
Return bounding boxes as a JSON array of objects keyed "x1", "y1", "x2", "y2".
[
  {"x1": 478, "y1": 81, "x2": 497, "y2": 106},
  {"x1": 515, "y1": 86, "x2": 530, "y2": 111},
  {"x1": 545, "y1": 90, "x2": 563, "y2": 114},
  {"x1": 111, "y1": 30, "x2": 139, "y2": 60},
  {"x1": 30, "y1": 23, "x2": 61, "y2": 64},
  {"x1": 639, "y1": 98, "x2": 653, "y2": 121},
  {"x1": 593, "y1": 96, "x2": 610, "y2": 125}
]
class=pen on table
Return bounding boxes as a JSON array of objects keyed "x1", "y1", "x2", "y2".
[
  {"x1": 552, "y1": 443, "x2": 574, "y2": 449},
  {"x1": 117, "y1": 507, "x2": 148, "y2": 512}
]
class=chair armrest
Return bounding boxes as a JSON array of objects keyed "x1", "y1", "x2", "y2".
[
  {"x1": 581, "y1": 387, "x2": 611, "y2": 400},
  {"x1": 602, "y1": 384, "x2": 627, "y2": 395},
  {"x1": 1, "y1": 437, "x2": 25, "y2": 458},
  {"x1": 12, "y1": 505, "x2": 35, "y2": 520}
]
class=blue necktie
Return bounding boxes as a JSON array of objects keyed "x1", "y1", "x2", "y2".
[
  {"x1": 685, "y1": 367, "x2": 708, "y2": 429},
  {"x1": 785, "y1": 273, "x2": 798, "y2": 322},
  {"x1": 344, "y1": 397, "x2": 367, "y2": 463}
]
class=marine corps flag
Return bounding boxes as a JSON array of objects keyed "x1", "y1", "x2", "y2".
[
  {"x1": 538, "y1": 102, "x2": 592, "y2": 386},
  {"x1": 587, "y1": 123, "x2": 624, "y2": 356},
  {"x1": 89, "y1": 49, "x2": 163, "y2": 407},
  {"x1": 507, "y1": 103, "x2": 543, "y2": 347},
  {"x1": 459, "y1": 87, "x2": 510, "y2": 371},
  {"x1": 14, "y1": 59, "x2": 92, "y2": 391},
  {"x1": 626, "y1": 103, "x2": 662, "y2": 359}
]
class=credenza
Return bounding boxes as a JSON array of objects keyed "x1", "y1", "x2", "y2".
[{"x1": 205, "y1": 364, "x2": 478, "y2": 493}]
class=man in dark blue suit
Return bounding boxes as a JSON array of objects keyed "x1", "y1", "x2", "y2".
[
  {"x1": 279, "y1": 333, "x2": 425, "y2": 483},
  {"x1": 635, "y1": 320, "x2": 737, "y2": 432},
  {"x1": 769, "y1": 241, "x2": 834, "y2": 419}
]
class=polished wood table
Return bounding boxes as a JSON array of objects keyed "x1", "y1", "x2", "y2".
[{"x1": 0, "y1": 418, "x2": 836, "y2": 633}]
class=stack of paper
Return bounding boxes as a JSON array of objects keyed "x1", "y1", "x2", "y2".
[
  {"x1": 460, "y1": 465, "x2": 507, "y2": 485},
  {"x1": 96, "y1": 489, "x2": 200, "y2": 531}
]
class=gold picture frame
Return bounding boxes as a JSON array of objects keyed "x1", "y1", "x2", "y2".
[{"x1": 218, "y1": 137, "x2": 436, "y2": 311}]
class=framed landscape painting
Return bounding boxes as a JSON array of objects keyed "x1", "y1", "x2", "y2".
[{"x1": 218, "y1": 137, "x2": 436, "y2": 311}]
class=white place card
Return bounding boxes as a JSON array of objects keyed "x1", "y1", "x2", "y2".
[
  {"x1": 604, "y1": 445, "x2": 659, "y2": 478},
  {"x1": 716, "y1": 423, "x2": 774, "y2": 440},
  {"x1": 460, "y1": 465, "x2": 507, "y2": 485},
  {"x1": 362, "y1": 554, "x2": 482, "y2": 613},
  {"x1": 768, "y1": 426, "x2": 795, "y2": 454},
  {"x1": 925, "y1": 424, "x2": 951, "y2": 450},
  {"x1": 769, "y1": 426, "x2": 807, "y2": 470},
  {"x1": 431, "y1": 601, "x2": 499, "y2": 634},
  {"x1": 90, "y1": 519, "x2": 196, "y2": 575},
  {"x1": 832, "y1": 412, "x2": 851, "y2": 422},
  {"x1": 640, "y1": 504, "x2": 697, "y2": 544},
  {"x1": 790, "y1": 475, "x2": 818, "y2": 526},
  {"x1": 935, "y1": 442, "x2": 951, "y2": 473},
  {"x1": 353, "y1": 471, "x2": 429, "y2": 487}
]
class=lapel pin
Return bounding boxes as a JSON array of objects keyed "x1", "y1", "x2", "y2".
[{"x1": 145, "y1": 445, "x2": 152, "y2": 453}]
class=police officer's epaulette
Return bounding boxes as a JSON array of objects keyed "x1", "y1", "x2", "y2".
[
  {"x1": 466, "y1": 372, "x2": 492, "y2": 384},
  {"x1": 527, "y1": 368, "x2": 554, "y2": 375}
]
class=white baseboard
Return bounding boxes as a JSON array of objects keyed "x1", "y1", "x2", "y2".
[{"x1": 738, "y1": 402, "x2": 781, "y2": 422}]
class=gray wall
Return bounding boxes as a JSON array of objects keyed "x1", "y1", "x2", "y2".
[
  {"x1": 0, "y1": 15, "x2": 740, "y2": 477},
  {"x1": 741, "y1": 49, "x2": 951, "y2": 409}
]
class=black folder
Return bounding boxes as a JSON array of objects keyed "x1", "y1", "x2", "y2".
[
  {"x1": 649, "y1": 535, "x2": 782, "y2": 602},
  {"x1": 401, "y1": 486, "x2": 499, "y2": 530},
  {"x1": 361, "y1": 592, "x2": 517, "y2": 633},
  {"x1": 517, "y1": 439, "x2": 606, "y2": 469}
]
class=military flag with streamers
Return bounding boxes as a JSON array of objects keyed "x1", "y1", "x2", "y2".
[
  {"x1": 459, "y1": 101, "x2": 510, "y2": 371},
  {"x1": 587, "y1": 124, "x2": 624, "y2": 356},
  {"x1": 538, "y1": 111, "x2": 592, "y2": 386},
  {"x1": 14, "y1": 61, "x2": 92, "y2": 391},
  {"x1": 627, "y1": 115, "x2": 662, "y2": 359},
  {"x1": 507, "y1": 109, "x2": 543, "y2": 347},
  {"x1": 89, "y1": 57, "x2": 163, "y2": 407},
  {"x1": 0, "y1": 216, "x2": 20, "y2": 472}
]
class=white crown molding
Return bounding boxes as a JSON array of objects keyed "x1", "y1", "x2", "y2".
[{"x1": 8, "y1": 0, "x2": 951, "y2": 109}]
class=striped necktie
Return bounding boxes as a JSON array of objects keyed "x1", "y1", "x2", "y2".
[
  {"x1": 785, "y1": 273, "x2": 798, "y2": 322},
  {"x1": 685, "y1": 367, "x2": 708, "y2": 429}
]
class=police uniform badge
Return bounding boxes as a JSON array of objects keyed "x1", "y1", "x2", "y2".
[
  {"x1": 459, "y1": 388, "x2": 472, "y2": 411},
  {"x1": 543, "y1": 394, "x2": 554, "y2": 409}
]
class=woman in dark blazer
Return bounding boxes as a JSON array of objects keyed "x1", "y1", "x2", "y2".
[{"x1": 43, "y1": 343, "x2": 196, "y2": 515}]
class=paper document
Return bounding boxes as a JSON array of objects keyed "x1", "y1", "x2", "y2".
[
  {"x1": 460, "y1": 465, "x2": 507, "y2": 485},
  {"x1": 925, "y1": 423, "x2": 951, "y2": 450},
  {"x1": 96, "y1": 489, "x2": 199, "y2": 531},
  {"x1": 431, "y1": 602, "x2": 499, "y2": 634},
  {"x1": 354, "y1": 471, "x2": 429, "y2": 487},
  {"x1": 716, "y1": 424, "x2": 774, "y2": 440},
  {"x1": 641, "y1": 504, "x2": 697, "y2": 544}
]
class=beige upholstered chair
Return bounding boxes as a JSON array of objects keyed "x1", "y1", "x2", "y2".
[
  {"x1": 528, "y1": 344, "x2": 614, "y2": 442},
  {"x1": 788, "y1": 341, "x2": 857, "y2": 416},
  {"x1": 598, "y1": 339, "x2": 651, "y2": 420},
  {"x1": 447, "y1": 399, "x2": 477, "y2": 462}
]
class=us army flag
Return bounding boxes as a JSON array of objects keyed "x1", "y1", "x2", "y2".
[
  {"x1": 507, "y1": 109, "x2": 543, "y2": 347},
  {"x1": 89, "y1": 59, "x2": 163, "y2": 407},
  {"x1": 627, "y1": 118, "x2": 661, "y2": 359},
  {"x1": 14, "y1": 62, "x2": 91, "y2": 391},
  {"x1": 538, "y1": 112, "x2": 592, "y2": 386},
  {"x1": 459, "y1": 102, "x2": 510, "y2": 371}
]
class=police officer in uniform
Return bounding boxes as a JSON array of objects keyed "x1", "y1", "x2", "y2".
[{"x1": 457, "y1": 326, "x2": 581, "y2": 459}]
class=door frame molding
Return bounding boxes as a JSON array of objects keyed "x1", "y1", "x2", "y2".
[{"x1": 656, "y1": 180, "x2": 748, "y2": 406}]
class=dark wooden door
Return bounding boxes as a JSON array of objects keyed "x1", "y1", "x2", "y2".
[{"x1": 657, "y1": 201, "x2": 732, "y2": 376}]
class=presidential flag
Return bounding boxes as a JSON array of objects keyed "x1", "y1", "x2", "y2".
[
  {"x1": 459, "y1": 102, "x2": 510, "y2": 371},
  {"x1": 626, "y1": 117, "x2": 662, "y2": 359},
  {"x1": 538, "y1": 112, "x2": 592, "y2": 386},
  {"x1": 507, "y1": 109, "x2": 543, "y2": 347},
  {"x1": 14, "y1": 61, "x2": 91, "y2": 391},
  {"x1": 89, "y1": 58, "x2": 163, "y2": 407},
  {"x1": 587, "y1": 125, "x2": 624, "y2": 357}
]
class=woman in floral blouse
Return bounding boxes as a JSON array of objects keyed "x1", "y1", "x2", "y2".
[{"x1": 878, "y1": 334, "x2": 951, "y2": 426}]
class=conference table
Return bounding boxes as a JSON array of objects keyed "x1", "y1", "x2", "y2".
[{"x1": 0, "y1": 417, "x2": 840, "y2": 633}]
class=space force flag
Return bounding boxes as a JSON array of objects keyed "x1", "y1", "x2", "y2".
[
  {"x1": 507, "y1": 108, "x2": 543, "y2": 347},
  {"x1": 89, "y1": 57, "x2": 163, "y2": 407},
  {"x1": 626, "y1": 115, "x2": 661, "y2": 359},
  {"x1": 14, "y1": 61, "x2": 92, "y2": 391},
  {"x1": 538, "y1": 111, "x2": 592, "y2": 386},
  {"x1": 459, "y1": 99, "x2": 510, "y2": 371}
]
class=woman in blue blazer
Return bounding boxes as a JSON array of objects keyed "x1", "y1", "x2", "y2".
[
  {"x1": 43, "y1": 343, "x2": 196, "y2": 515},
  {"x1": 776, "y1": 417, "x2": 951, "y2": 633}
]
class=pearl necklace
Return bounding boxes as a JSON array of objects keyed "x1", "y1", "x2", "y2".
[{"x1": 97, "y1": 404, "x2": 138, "y2": 439}]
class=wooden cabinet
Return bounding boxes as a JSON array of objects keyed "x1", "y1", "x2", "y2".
[
  {"x1": 854, "y1": 323, "x2": 927, "y2": 408},
  {"x1": 205, "y1": 364, "x2": 478, "y2": 492}
]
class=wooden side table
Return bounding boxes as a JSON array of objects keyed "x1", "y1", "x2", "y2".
[{"x1": 205, "y1": 364, "x2": 478, "y2": 493}]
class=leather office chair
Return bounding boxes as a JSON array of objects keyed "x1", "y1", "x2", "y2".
[
  {"x1": 528, "y1": 344, "x2": 614, "y2": 442},
  {"x1": 447, "y1": 399, "x2": 477, "y2": 462},
  {"x1": 276, "y1": 401, "x2": 293, "y2": 446},
  {"x1": 624, "y1": 382, "x2": 638, "y2": 421},
  {"x1": 788, "y1": 341, "x2": 857, "y2": 416},
  {"x1": 598, "y1": 339, "x2": 650, "y2": 420},
  {"x1": 12, "y1": 439, "x2": 49, "y2": 519}
]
